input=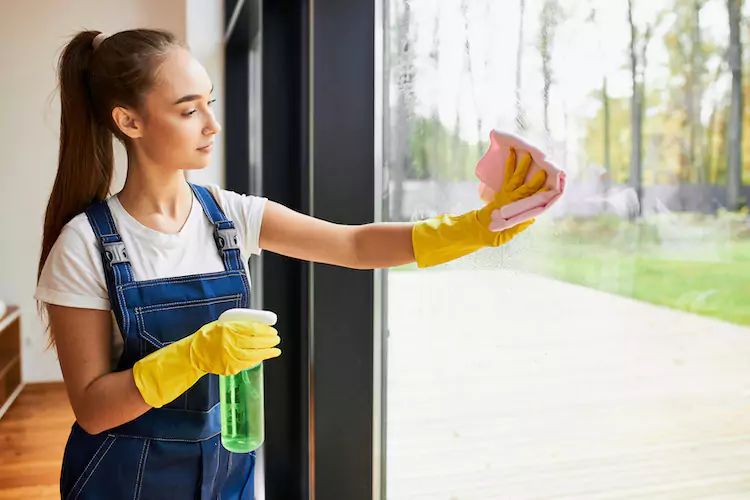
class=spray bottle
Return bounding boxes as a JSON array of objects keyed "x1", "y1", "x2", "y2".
[{"x1": 217, "y1": 308, "x2": 277, "y2": 453}]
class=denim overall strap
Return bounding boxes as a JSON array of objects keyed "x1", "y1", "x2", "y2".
[
  {"x1": 85, "y1": 200, "x2": 134, "y2": 333},
  {"x1": 190, "y1": 183, "x2": 245, "y2": 273}
]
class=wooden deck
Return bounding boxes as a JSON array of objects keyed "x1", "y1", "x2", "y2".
[{"x1": 386, "y1": 269, "x2": 750, "y2": 499}]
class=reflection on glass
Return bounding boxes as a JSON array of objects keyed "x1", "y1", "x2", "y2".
[{"x1": 384, "y1": 0, "x2": 750, "y2": 498}]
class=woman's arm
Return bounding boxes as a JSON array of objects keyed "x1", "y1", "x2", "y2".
[
  {"x1": 49, "y1": 304, "x2": 151, "y2": 435},
  {"x1": 259, "y1": 150, "x2": 546, "y2": 270},
  {"x1": 259, "y1": 200, "x2": 415, "y2": 270}
]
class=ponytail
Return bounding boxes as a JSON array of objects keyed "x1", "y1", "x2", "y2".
[
  {"x1": 38, "y1": 31, "x2": 114, "y2": 283},
  {"x1": 37, "y1": 28, "x2": 183, "y2": 342}
]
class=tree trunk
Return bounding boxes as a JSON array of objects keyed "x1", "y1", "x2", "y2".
[
  {"x1": 691, "y1": 0, "x2": 702, "y2": 184},
  {"x1": 460, "y1": 0, "x2": 485, "y2": 160},
  {"x1": 727, "y1": 0, "x2": 743, "y2": 209},
  {"x1": 390, "y1": 1, "x2": 414, "y2": 221},
  {"x1": 515, "y1": 0, "x2": 526, "y2": 133},
  {"x1": 540, "y1": 0, "x2": 556, "y2": 135},
  {"x1": 703, "y1": 63, "x2": 724, "y2": 186},
  {"x1": 603, "y1": 76, "x2": 611, "y2": 186},
  {"x1": 628, "y1": 0, "x2": 643, "y2": 217}
]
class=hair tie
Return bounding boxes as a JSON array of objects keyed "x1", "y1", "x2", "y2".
[{"x1": 92, "y1": 33, "x2": 111, "y2": 51}]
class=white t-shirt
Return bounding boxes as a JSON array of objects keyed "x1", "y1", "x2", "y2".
[{"x1": 34, "y1": 184, "x2": 267, "y2": 367}]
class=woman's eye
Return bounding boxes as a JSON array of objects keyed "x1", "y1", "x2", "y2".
[{"x1": 183, "y1": 100, "x2": 215, "y2": 117}]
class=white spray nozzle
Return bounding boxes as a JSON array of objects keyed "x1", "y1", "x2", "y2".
[{"x1": 218, "y1": 308, "x2": 277, "y2": 326}]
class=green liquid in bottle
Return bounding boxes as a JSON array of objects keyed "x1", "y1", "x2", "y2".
[{"x1": 219, "y1": 362, "x2": 264, "y2": 453}]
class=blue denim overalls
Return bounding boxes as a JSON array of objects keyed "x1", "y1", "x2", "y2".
[{"x1": 60, "y1": 184, "x2": 256, "y2": 499}]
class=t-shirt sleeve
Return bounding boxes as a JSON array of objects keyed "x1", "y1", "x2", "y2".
[
  {"x1": 34, "y1": 223, "x2": 110, "y2": 311},
  {"x1": 209, "y1": 185, "x2": 268, "y2": 256}
]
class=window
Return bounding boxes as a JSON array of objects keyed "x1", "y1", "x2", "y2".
[{"x1": 383, "y1": 0, "x2": 750, "y2": 497}]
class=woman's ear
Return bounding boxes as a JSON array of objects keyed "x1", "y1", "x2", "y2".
[{"x1": 112, "y1": 106, "x2": 143, "y2": 140}]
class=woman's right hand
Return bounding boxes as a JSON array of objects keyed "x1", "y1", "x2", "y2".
[
  {"x1": 133, "y1": 319, "x2": 282, "y2": 408},
  {"x1": 411, "y1": 148, "x2": 547, "y2": 268},
  {"x1": 475, "y1": 148, "x2": 547, "y2": 230},
  {"x1": 188, "y1": 320, "x2": 281, "y2": 376}
]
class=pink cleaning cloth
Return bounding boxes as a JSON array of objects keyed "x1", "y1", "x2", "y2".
[{"x1": 476, "y1": 130, "x2": 566, "y2": 231}]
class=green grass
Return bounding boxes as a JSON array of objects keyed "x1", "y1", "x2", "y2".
[
  {"x1": 521, "y1": 242, "x2": 750, "y2": 327},
  {"x1": 519, "y1": 214, "x2": 750, "y2": 326},
  {"x1": 395, "y1": 214, "x2": 750, "y2": 327}
]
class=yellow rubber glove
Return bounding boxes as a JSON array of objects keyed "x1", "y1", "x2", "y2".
[
  {"x1": 412, "y1": 148, "x2": 547, "y2": 268},
  {"x1": 132, "y1": 320, "x2": 281, "y2": 408}
]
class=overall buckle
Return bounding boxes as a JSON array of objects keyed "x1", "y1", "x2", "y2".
[
  {"x1": 102, "y1": 241, "x2": 129, "y2": 267},
  {"x1": 214, "y1": 226, "x2": 240, "y2": 251}
]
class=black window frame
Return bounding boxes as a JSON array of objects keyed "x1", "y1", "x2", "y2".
[{"x1": 224, "y1": 1, "x2": 384, "y2": 498}]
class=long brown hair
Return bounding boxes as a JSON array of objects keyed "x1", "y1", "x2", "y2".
[{"x1": 38, "y1": 29, "x2": 183, "y2": 333}]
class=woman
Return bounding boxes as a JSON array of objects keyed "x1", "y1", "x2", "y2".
[{"x1": 35, "y1": 29, "x2": 546, "y2": 499}]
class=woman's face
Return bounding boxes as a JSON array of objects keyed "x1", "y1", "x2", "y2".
[{"x1": 131, "y1": 48, "x2": 221, "y2": 172}]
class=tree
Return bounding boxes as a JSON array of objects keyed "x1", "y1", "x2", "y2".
[
  {"x1": 586, "y1": 5, "x2": 612, "y2": 185},
  {"x1": 627, "y1": 0, "x2": 661, "y2": 216},
  {"x1": 603, "y1": 77, "x2": 612, "y2": 183},
  {"x1": 701, "y1": 62, "x2": 727, "y2": 184},
  {"x1": 726, "y1": 0, "x2": 743, "y2": 209},
  {"x1": 538, "y1": 0, "x2": 561, "y2": 136},
  {"x1": 410, "y1": 116, "x2": 486, "y2": 182},
  {"x1": 460, "y1": 0, "x2": 485, "y2": 159},
  {"x1": 585, "y1": 95, "x2": 632, "y2": 184},
  {"x1": 515, "y1": 0, "x2": 527, "y2": 132},
  {"x1": 663, "y1": 0, "x2": 714, "y2": 183},
  {"x1": 688, "y1": 0, "x2": 705, "y2": 183},
  {"x1": 389, "y1": 0, "x2": 416, "y2": 221}
]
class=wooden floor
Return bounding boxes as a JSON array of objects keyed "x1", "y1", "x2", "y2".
[{"x1": 0, "y1": 383, "x2": 74, "y2": 499}]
